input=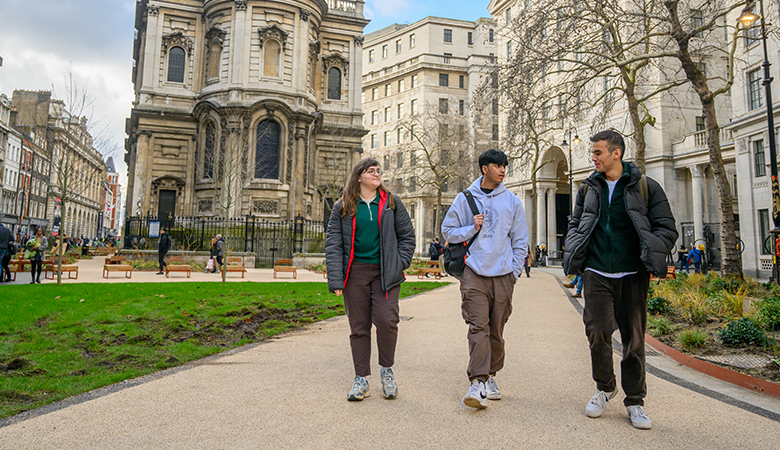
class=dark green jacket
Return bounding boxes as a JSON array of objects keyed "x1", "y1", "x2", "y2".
[{"x1": 563, "y1": 162, "x2": 678, "y2": 276}]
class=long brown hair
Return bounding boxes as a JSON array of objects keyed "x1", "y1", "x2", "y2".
[{"x1": 340, "y1": 158, "x2": 395, "y2": 217}]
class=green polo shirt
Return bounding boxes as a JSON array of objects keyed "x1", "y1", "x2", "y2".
[{"x1": 354, "y1": 192, "x2": 381, "y2": 263}]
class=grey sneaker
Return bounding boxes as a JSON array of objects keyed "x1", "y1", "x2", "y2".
[
  {"x1": 627, "y1": 405, "x2": 652, "y2": 429},
  {"x1": 585, "y1": 389, "x2": 617, "y2": 418},
  {"x1": 347, "y1": 376, "x2": 369, "y2": 401},
  {"x1": 462, "y1": 379, "x2": 488, "y2": 409},
  {"x1": 380, "y1": 367, "x2": 398, "y2": 399},
  {"x1": 486, "y1": 376, "x2": 501, "y2": 400}
]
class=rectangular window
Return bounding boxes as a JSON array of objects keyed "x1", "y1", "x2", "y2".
[
  {"x1": 696, "y1": 116, "x2": 705, "y2": 132},
  {"x1": 492, "y1": 99, "x2": 498, "y2": 115},
  {"x1": 382, "y1": 45, "x2": 388, "y2": 59},
  {"x1": 749, "y1": 68, "x2": 763, "y2": 110},
  {"x1": 397, "y1": 128, "x2": 402, "y2": 144},
  {"x1": 410, "y1": 204, "x2": 416, "y2": 219},
  {"x1": 384, "y1": 155, "x2": 391, "y2": 170},
  {"x1": 459, "y1": 99, "x2": 465, "y2": 116},
  {"x1": 397, "y1": 151, "x2": 403, "y2": 168},
  {"x1": 396, "y1": 39, "x2": 402, "y2": 53},
  {"x1": 459, "y1": 75, "x2": 464, "y2": 88},
  {"x1": 439, "y1": 73, "x2": 449, "y2": 87},
  {"x1": 398, "y1": 79, "x2": 404, "y2": 92},
  {"x1": 444, "y1": 29, "x2": 452, "y2": 43},
  {"x1": 361, "y1": 91, "x2": 366, "y2": 103},
  {"x1": 506, "y1": 7, "x2": 511, "y2": 23},
  {"x1": 489, "y1": 29, "x2": 494, "y2": 43},
  {"x1": 396, "y1": 178, "x2": 403, "y2": 192},
  {"x1": 397, "y1": 103, "x2": 404, "y2": 118},
  {"x1": 369, "y1": 49, "x2": 375, "y2": 63},
  {"x1": 410, "y1": 125, "x2": 416, "y2": 141},
  {"x1": 755, "y1": 139, "x2": 766, "y2": 177},
  {"x1": 384, "y1": 107, "x2": 391, "y2": 122},
  {"x1": 760, "y1": 209, "x2": 771, "y2": 254},
  {"x1": 385, "y1": 84, "x2": 391, "y2": 96},
  {"x1": 468, "y1": 32, "x2": 473, "y2": 45},
  {"x1": 507, "y1": 159, "x2": 514, "y2": 177},
  {"x1": 385, "y1": 131, "x2": 391, "y2": 146},
  {"x1": 372, "y1": 87, "x2": 378, "y2": 100},
  {"x1": 411, "y1": 150, "x2": 417, "y2": 166},
  {"x1": 439, "y1": 98, "x2": 449, "y2": 114},
  {"x1": 371, "y1": 134, "x2": 377, "y2": 149},
  {"x1": 691, "y1": 10, "x2": 703, "y2": 38},
  {"x1": 411, "y1": 74, "x2": 418, "y2": 88},
  {"x1": 371, "y1": 110, "x2": 378, "y2": 125},
  {"x1": 409, "y1": 34, "x2": 416, "y2": 48},
  {"x1": 409, "y1": 176, "x2": 416, "y2": 193},
  {"x1": 492, "y1": 124, "x2": 499, "y2": 141},
  {"x1": 443, "y1": 53, "x2": 452, "y2": 64},
  {"x1": 411, "y1": 99, "x2": 417, "y2": 115}
]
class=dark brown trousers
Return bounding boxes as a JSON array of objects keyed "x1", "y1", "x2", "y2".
[
  {"x1": 459, "y1": 265, "x2": 516, "y2": 382},
  {"x1": 343, "y1": 262, "x2": 401, "y2": 377},
  {"x1": 582, "y1": 270, "x2": 650, "y2": 406}
]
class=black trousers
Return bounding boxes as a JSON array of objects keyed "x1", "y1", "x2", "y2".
[
  {"x1": 158, "y1": 250, "x2": 167, "y2": 271},
  {"x1": 1, "y1": 252, "x2": 10, "y2": 281},
  {"x1": 30, "y1": 260, "x2": 42, "y2": 282},
  {"x1": 582, "y1": 270, "x2": 650, "y2": 407}
]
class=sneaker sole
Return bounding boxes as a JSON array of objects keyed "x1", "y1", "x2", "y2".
[
  {"x1": 630, "y1": 420, "x2": 652, "y2": 430},
  {"x1": 463, "y1": 396, "x2": 487, "y2": 409},
  {"x1": 348, "y1": 390, "x2": 370, "y2": 401},
  {"x1": 585, "y1": 390, "x2": 617, "y2": 418},
  {"x1": 487, "y1": 393, "x2": 501, "y2": 400}
]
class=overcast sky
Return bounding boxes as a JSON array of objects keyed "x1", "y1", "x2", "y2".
[{"x1": 0, "y1": 0, "x2": 491, "y2": 198}]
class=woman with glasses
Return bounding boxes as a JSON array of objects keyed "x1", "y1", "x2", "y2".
[{"x1": 326, "y1": 158, "x2": 416, "y2": 402}]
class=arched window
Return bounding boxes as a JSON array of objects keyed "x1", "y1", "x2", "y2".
[
  {"x1": 208, "y1": 41, "x2": 221, "y2": 80},
  {"x1": 167, "y1": 47, "x2": 186, "y2": 83},
  {"x1": 263, "y1": 40, "x2": 281, "y2": 78},
  {"x1": 327, "y1": 67, "x2": 342, "y2": 100},
  {"x1": 203, "y1": 121, "x2": 216, "y2": 178},
  {"x1": 255, "y1": 120, "x2": 281, "y2": 179}
]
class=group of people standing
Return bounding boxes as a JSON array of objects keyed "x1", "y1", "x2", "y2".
[
  {"x1": 154, "y1": 229, "x2": 225, "y2": 275},
  {"x1": 0, "y1": 225, "x2": 49, "y2": 284},
  {"x1": 326, "y1": 130, "x2": 677, "y2": 431}
]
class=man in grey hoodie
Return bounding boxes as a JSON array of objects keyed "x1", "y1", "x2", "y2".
[{"x1": 442, "y1": 149, "x2": 528, "y2": 409}]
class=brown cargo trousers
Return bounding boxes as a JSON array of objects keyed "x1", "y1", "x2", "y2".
[
  {"x1": 343, "y1": 262, "x2": 401, "y2": 377},
  {"x1": 459, "y1": 265, "x2": 516, "y2": 382}
]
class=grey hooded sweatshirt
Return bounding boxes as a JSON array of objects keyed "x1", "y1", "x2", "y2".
[{"x1": 441, "y1": 177, "x2": 528, "y2": 278}]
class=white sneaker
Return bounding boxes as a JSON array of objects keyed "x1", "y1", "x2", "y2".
[
  {"x1": 462, "y1": 379, "x2": 488, "y2": 409},
  {"x1": 485, "y1": 376, "x2": 501, "y2": 400},
  {"x1": 585, "y1": 389, "x2": 617, "y2": 418},
  {"x1": 626, "y1": 405, "x2": 652, "y2": 429}
]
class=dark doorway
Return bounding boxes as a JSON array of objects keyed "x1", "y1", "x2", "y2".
[
  {"x1": 158, "y1": 190, "x2": 176, "y2": 229},
  {"x1": 555, "y1": 192, "x2": 570, "y2": 254}
]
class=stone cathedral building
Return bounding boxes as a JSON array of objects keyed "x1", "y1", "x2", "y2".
[{"x1": 126, "y1": 0, "x2": 368, "y2": 221}]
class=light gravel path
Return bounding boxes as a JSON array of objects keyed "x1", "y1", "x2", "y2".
[{"x1": 1, "y1": 269, "x2": 779, "y2": 449}]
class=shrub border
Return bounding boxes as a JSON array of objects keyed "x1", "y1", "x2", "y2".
[{"x1": 645, "y1": 334, "x2": 780, "y2": 399}]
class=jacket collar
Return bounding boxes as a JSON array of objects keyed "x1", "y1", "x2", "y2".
[{"x1": 587, "y1": 161, "x2": 641, "y2": 186}]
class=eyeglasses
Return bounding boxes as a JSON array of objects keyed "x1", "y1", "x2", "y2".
[{"x1": 364, "y1": 169, "x2": 382, "y2": 176}]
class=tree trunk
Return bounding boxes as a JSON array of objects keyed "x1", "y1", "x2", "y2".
[
  {"x1": 56, "y1": 200, "x2": 66, "y2": 286},
  {"x1": 623, "y1": 78, "x2": 647, "y2": 174},
  {"x1": 436, "y1": 185, "x2": 443, "y2": 243}
]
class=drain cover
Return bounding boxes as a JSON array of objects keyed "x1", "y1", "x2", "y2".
[{"x1": 695, "y1": 355, "x2": 772, "y2": 369}]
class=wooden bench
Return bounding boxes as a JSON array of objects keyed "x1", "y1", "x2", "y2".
[
  {"x1": 165, "y1": 264, "x2": 192, "y2": 278},
  {"x1": 223, "y1": 257, "x2": 247, "y2": 278},
  {"x1": 103, "y1": 263, "x2": 132, "y2": 279},
  {"x1": 273, "y1": 259, "x2": 297, "y2": 279},
  {"x1": 91, "y1": 247, "x2": 117, "y2": 257},
  {"x1": 105, "y1": 255, "x2": 127, "y2": 265},
  {"x1": 418, "y1": 261, "x2": 443, "y2": 280},
  {"x1": 7, "y1": 264, "x2": 20, "y2": 282},
  {"x1": 650, "y1": 266, "x2": 677, "y2": 282},
  {"x1": 45, "y1": 264, "x2": 79, "y2": 280}
]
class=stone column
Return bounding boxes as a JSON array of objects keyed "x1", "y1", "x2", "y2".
[
  {"x1": 547, "y1": 188, "x2": 558, "y2": 253},
  {"x1": 536, "y1": 188, "x2": 546, "y2": 247},
  {"x1": 691, "y1": 165, "x2": 705, "y2": 242},
  {"x1": 295, "y1": 8, "x2": 310, "y2": 92},
  {"x1": 141, "y1": 5, "x2": 161, "y2": 91},
  {"x1": 131, "y1": 134, "x2": 150, "y2": 217},
  {"x1": 231, "y1": 4, "x2": 247, "y2": 87}
]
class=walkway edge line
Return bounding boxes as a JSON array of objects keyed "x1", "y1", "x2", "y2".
[{"x1": 645, "y1": 334, "x2": 780, "y2": 399}]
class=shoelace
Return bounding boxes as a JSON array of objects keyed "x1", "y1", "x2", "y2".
[{"x1": 630, "y1": 407, "x2": 649, "y2": 420}]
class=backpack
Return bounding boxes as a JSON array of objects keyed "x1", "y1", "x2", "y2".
[
  {"x1": 581, "y1": 174, "x2": 648, "y2": 206},
  {"x1": 428, "y1": 243, "x2": 439, "y2": 259},
  {"x1": 443, "y1": 190, "x2": 481, "y2": 279}
]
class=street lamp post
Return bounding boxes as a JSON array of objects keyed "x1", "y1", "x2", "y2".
[
  {"x1": 562, "y1": 128, "x2": 580, "y2": 217},
  {"x1": 741, "y1": 1, "x2": 780, "y2": 281}
]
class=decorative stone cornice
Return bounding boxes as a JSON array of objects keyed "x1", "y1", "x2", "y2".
[
  {"x1": 322, "y1": 52, "x2": 349, "y2": 73},
  {"x1": 147, "y1": 4, "x2": 160, "y2": 16},
  {"x1": 205, "y1": 26, "x2": 226, "y2": 45},
  {"x1": 162, "y1": 31, "x2": 194, "y2": 54},
  {"x1": 258, "y1": 24, "x2": 289, "y2": 51},
  {"x1": 235, "y1": 0, "x2": 247, "y2": 11},
  {"x1": 300, "y1": 8, "x2": 310, "y2": 22},
  {"x1": 354, "y1": 35, "x2": 364, "y2": 46}
]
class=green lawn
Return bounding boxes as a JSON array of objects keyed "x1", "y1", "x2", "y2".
[{"x1": 0, "y1": 281, "x2": 445, "y2": 419}]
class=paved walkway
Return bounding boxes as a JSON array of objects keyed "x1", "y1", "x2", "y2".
[{"x1": 1, "y1": 266, "x2": 779, "y2": 449}]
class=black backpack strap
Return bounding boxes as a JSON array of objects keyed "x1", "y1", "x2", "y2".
[{"x1": 462, "y1": 190, "x2": 480, "y2": 250}]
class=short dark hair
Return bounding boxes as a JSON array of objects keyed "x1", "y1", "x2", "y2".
[
  {"x1": 478, "y1": 149, "x2": 509, "y2": 174},
  {"x1": 590, "y1": 130, "x2": 625, "y2": 160}
]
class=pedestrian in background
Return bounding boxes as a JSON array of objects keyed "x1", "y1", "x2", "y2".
[
  {"x1": 678, "y1": 244, "x2": 689, "y2": 273},
  {"x1": 524, "y1": 244, "x2": 533, "y2": 277},
  {"x1": 442, "y1": 149, "x2": 528, "y2": 409},
  {"x1": 687, "y1": 244, "x2": 704, "y2": 274},
  {"x1": 26, "y1": 228, "x2": 48, "y2": 284},
  {"x1": 0, "y1": 224, "x2": 11, "y2": 283},
  {"x1": 563, "y1": 131, "x2": 677, "y2": 430},
  {"x1": 212, "y1": 234, "x2": 225, "y2": 273},
  {"x1": 326, "y1": 158, "x2": 415, "y2": 402},
  {"x1": 157, "y1": 229, "x2": 171, "y2": 275}
]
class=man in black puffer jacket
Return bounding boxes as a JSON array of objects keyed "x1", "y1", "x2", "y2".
[{"x1": 563, "y1": 130, "x2": 677, "y2": 430}]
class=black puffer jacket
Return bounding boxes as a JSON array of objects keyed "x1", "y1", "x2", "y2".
[
  {"x1": 563, "y1": 162, "x2": 678, "y2": 276},
  {"x1": 326, "y1": 191, "x2": 416, "y2": 293}
]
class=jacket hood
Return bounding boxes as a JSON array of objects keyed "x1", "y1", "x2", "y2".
[{"x1": 467, "y1": 176, "x2": 508, "y2": 199}]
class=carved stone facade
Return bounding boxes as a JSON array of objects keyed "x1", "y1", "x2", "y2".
[{"x1": 127, "y1": 0, "x2": 369, "y2": 221}]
